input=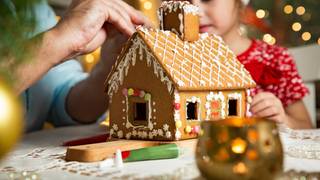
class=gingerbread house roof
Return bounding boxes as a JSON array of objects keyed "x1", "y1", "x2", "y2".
[{"x1": 105, "y1": 27, "x2": 256, "y2": 96}]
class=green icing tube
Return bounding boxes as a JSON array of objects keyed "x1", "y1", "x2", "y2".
[{"x1": 121, "y1": 144, "x2": 179, "y2": 162}]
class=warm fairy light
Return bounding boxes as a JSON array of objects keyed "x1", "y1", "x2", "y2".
[
  {"x1": 247, "y1": 150, "x2": 258, "y2": 160},
  {"x1": 302, "y1": 32, "x2": 311, "y2": 41},
  {"x1": 215, "y1": 148, "x2": 229, "y2": 161},
  {"x1": 270, "y1": 37, "x2": 276, "y2": 45},
  {"x1": 0, "y1": 90, "x2": 12, "y2": 121},
  {"x1": 263, "y1": 34, "x2": 272, "y2": 42},
  {"x1": 283, "y1": 5, "x2": 293, "y2": 14},
  {"x1": 292, "y1": 22, "x2": 302, "y2": 32},
  {"x1": 231, "y1": 138, "x2": 247, "y2": 154},
  {"x1": 263, "y1": 34, "x2": 276, "y2": 45},
  {"x1": 144, "y1": 1, "x2": 153, "y2": 10},
  {"x1": 247, "y1": 129, "x2": 258, "y2": 143},
  {"x1": 85, "y1": 54, "x2": 95, "y2": 64},
  {"x1": 296, "y1": 6, "x2": 306, "y2": 16},
  {"x1": 256, "y1": 9, "x2": 266, "y2": 19},
  {"x1": 318, "y1": 38, "x2": 320, "y2": 45},
  {"x1": 233, "y1": 162, "x2": 247, "y2": 175}
]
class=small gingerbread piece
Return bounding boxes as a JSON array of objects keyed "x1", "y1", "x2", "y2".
[{"x1": 158, "y1": 1, "x2": 199, "y2": 42}]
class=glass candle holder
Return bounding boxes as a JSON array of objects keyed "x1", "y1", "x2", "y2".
[{"x1": 196, "y1": 118, "x2": 283, "y2": 180}]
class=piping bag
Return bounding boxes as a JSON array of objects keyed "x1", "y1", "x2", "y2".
[{"x1": 121, "y1": 144, "x2": 179, "y2": 162}]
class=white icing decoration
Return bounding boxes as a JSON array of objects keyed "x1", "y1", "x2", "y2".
[
  {"x1": 112, "y1": 124, "x2": 118, "y2": 131},
  {"x1": 148, "y1": 122, "x2": 154, "y2": 130},
  {"x1": 158, "y1": 129, "x2": 164, "y2": 136},
  {"x1": 110, "y1": 129, "x2": 114, "y2": 135},
  {"x1": 163, "y1": 124, "x2": 170, "y2": 131},
  {"x1": 152, "y1": 129, "x2": 158, "y2": 136},
  {"x1": 126, "y1": 132, "x2": 132, "y2": 140},
  {"x1": 148, "y1": 132, "x2": 154, "y2": 139},
  {"x1": 175, "y1": 131, "x2": 182, "y2": 140},
  {"x1": 117, "y1": 130, "x2": 123, "y2": 138},
  {"x1": 142, "y1": 131, "x2": 148, "y2": 139},
  {"x1": 132, "y1": 130, "x2": 137, "y2": 136},
  {"x1": 166, "y1": 131, "x2": 172, "y2": 138}
]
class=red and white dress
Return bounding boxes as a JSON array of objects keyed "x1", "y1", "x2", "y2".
[{"x1": 237, "y1": 39, "x2": 309, "y2": 107}]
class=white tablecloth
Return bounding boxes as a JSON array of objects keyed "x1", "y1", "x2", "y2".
[{"x1": 0, "y1": 125, "x2": 320, "y2": 179}]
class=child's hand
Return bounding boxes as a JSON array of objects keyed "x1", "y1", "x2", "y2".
[{"x1": 250, "y1": 92, "x2": 288, "y2": 123}]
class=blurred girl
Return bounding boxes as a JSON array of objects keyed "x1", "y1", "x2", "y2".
[{"x1": 186, "y1": 0, "x2": 312, "y2": 129}]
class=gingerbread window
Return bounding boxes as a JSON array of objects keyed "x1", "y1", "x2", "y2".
[
  {"x1": 228, "y1": 99, "x2": 238, "y2": 116},
  {"x1": 134, "y1": 102, "x2": 147, "y2": 121},
  {"x1": 186, "y1": 97, "x2": 201, "y2": 121},
  {"x1": 129, "y1": 97, "x2": 149, "y2": 126}
]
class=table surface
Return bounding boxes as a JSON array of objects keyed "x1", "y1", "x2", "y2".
[{"x1": 1, "y1": 124, "x2": 320, "y2": 179}]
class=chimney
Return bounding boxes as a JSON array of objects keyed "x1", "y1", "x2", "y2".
[{"x1": 158, "y1": 1, "x2": 199, "y2": 42}]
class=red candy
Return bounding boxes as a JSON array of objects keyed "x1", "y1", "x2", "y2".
[
  {"x1": 174, "y1": 103, "x2": 181, "y2": 110},
  {"x1": 192, "y1": 126, "x2": 200, "y2": 134},
  {"x1": 134, "y1": 89, "x2": 140, "y2": 96}
]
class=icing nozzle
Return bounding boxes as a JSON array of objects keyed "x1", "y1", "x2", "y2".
[{"x1": 114, "y1": 149, "x2": 124, "y2": 168}]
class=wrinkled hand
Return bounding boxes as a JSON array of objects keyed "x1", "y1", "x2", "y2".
[
  {"x1": 250, "y1": 92, "x2": 288, "y2": 123},
  {"x1": 52, "y1": 0, "x2": 152, "y2": 62},
  {"x1": 99, "y1": 26, "x2": 129, "y2": 72}
]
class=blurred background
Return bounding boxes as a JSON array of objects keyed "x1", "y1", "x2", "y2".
[{"x1": 48, "y1": 0, "x2": 320, "y2": 127}]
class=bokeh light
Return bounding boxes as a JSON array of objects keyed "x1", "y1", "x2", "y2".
[
  {"x1": 301, "y1": 32, "x2": 311, "y2": 41},
  {"x1": 292, "y1": 22, "x2": 302, "y2": 32},
  {"x1": 283, "y1": 5, "x2": 293, "y2": 14},
  {"x1": 256, "y1": 9, "x2": 266, "y2": 19},
  {"x1": 296, "y1": 6, "x2": 306, "y2": 16}
]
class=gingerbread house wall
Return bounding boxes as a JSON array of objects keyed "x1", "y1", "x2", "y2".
[
  {"x1": 109, "y1": 43, "x2": 176, "y2": 141},
  {"x1": 174, "y1": 90, "x2": 249, "y2": 140}
]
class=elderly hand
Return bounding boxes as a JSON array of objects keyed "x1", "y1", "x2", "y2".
[
  {"x1": 51, "y1": 0, "x2": 152, "y2": 63},
  {"x1": 250, "y1": 92, "x2": 288, "y2": 124}
]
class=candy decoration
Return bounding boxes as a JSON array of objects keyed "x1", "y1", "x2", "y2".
[
  {"x1": 175, "y1": 120, "x2": 182, "y2": 128},
  {"x1": 174, "y1": 103, "x2": 181, "y2": 110},
  {"x1": 185, "y1": 125, "x2": 192, "y2": 133},
  {"x1": 134, "y1": 89, "x2": 140, "y2": 96},
  {"x1": 145, "y1": 93, "x2": 151, "y2": 101},
  {"x1": 139, "y1": 90, "x2": 146, "y2": 98},
  {"x1": 192, "y1": 126, "x2": 200, "y2": 134},
  {"x1": 211, "y1": 100, "x2": 220, "y2": 109},
  {"x1": 122, "y1": 88, "x2": 128, "y2": 96},
  {"x1": 128, "y1": 88, "x2": 134, "y2": 96},
  {"x1": 211, "y1": 111, "x2": 220, "y2": 118}
]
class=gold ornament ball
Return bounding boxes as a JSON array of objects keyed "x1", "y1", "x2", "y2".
[{"x1": 0, "y1": 82, "x2": 23, "y2": 159}]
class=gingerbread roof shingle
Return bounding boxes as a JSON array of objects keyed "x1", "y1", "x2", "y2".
[{"x1": 136, "y1": 27, "x2": 256, "y2": 90}]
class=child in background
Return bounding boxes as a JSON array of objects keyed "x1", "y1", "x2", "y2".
[{"x1": 184, "y1": 0, "x2": 312, "y2": 129}]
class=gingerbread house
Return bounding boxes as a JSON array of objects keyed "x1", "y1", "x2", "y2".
[{"x1": 105, "y1": 1, "x2": 256, "y2": 141}]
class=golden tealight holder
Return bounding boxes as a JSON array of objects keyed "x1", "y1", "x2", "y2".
[{"x1": 196, "y1": 117, "x2": 283, "y2": 180}]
